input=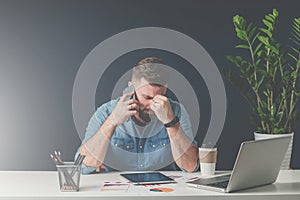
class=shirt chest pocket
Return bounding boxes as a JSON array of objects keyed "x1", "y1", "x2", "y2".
[
  {"x1": 111, "y1": 138, "x2": 134, "y2": 151},
  {"x1": 148, "y1": 137, "x2": 170, "y2": 151}
]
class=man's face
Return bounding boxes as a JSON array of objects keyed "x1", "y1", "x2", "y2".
[{"x1": 133, "y1": 77, "x2": 167, "y2": 120}]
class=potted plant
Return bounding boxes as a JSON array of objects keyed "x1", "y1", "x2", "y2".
[{"x1": 225, "y1": 9, "x2": 300, "y2": 169}]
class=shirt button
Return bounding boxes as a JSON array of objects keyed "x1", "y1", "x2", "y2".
[
  {"x1": 163, "y1": 143, "x2": 166, "y2": 146},
  {"x1": 126, "y1": 145, "x2": 130, "y2": 149},
  {"x1": 114, "y1": 143, "x2": 118, "y2": 147},
  {"x1": 152, "y1": 144, "x2": 156, "y2": 148},
  {"x1": 139, "y1": 145, "x2": 143, "y2": 149},
  {"x1": 140, "y1": 164, "x2": 143, "y2": 167}
]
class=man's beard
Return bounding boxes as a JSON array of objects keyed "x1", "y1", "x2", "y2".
[
  {"x1": 139, "y1": 108, "x2": 152, "y2": 122},
  {"x1": 131, "y1": 108, "x2": 151, "y2": 126}
]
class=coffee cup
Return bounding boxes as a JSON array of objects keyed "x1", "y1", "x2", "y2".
[{"x1": 199, "y1": 147, "x2": 217, "y2": 176}]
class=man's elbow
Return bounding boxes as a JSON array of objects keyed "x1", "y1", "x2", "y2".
[{"x1": 184, "y1": 161, "x2": 198, "y2": 173}]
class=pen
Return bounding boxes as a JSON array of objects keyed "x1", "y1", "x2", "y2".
[
  {"x1": 70, "y1": 154, "x2": 86, "y2": 177},
  {"x1": 54, "y1": 150, "x2": 63, "y2": 164}
]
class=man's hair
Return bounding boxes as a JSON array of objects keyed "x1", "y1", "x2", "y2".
[{"x1": 132, "y1": 57, "x2": 169, "y2": 86}]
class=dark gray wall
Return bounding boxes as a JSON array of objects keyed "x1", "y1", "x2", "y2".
[{"x1": 0, "y1": 0, "x2": 299, "y2": 170}]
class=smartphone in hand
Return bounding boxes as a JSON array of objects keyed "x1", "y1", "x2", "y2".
[{"x1": 123, "y1": 85, "x2": 135, "y2": 100}]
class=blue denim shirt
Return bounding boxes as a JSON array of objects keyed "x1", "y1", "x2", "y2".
[{"x1": 75, "y1": 98, "x2": 198, "y2": 174}]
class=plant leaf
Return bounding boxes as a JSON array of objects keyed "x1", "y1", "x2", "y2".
[
  {"x1": 237, "y1": 31, "x2": 248, "y2": 41},
  {"x1": 260, "y1": 27, "x2": 272, "y2": 38},
  {"x1": 235, "y1": 44, "x2": 250, "y2": 49},
  {"x1": 271, "y1": 104, "x2": 276, "y2": 116},
  {"x1": 263, "y1": 19, "x2": 273, "y2": 30},
  {"x1": 258, "y1": 36, "x2": 269, "y2": 45},
  {"x1": 254, "y1": 43, "x2": 263, "y2": 55}
]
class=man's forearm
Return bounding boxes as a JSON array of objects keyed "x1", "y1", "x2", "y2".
[
  {"x1": 167, "y1": 123, "x2": 198, "y2": 172},
  {"x1": 80, "y1": 114, "x2": 117, "y2": 167}
]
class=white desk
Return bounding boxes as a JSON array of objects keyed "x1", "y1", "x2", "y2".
[{"x1": 0, "y1": 170, "x2": 299, "y2": 200}]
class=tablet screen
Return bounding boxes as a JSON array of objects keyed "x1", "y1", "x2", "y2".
[{"x1": 120, "y1": 172, "x2": 175, "y2": 185}]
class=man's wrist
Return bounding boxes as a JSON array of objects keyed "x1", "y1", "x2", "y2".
[
  {"x1": 107, "y1": 114, "x2": 119, "y2": 128},
  {"x1": 164, "y1": 116, "x2": 179, "y2": 128}
]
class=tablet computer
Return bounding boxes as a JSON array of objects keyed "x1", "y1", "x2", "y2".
[{"x1": 120, "y1": 172, "x2": 176, "y2": 185}]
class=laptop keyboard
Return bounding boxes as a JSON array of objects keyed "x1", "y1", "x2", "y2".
[{"x1": 207, "y1": 180, "x2": 229, "y2": 189}]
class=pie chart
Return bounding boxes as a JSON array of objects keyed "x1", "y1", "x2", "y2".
[{"x1": 150, "y1": 188, "x2": 174, "y2": 192}]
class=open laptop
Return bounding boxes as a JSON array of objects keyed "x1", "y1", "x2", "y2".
[{"x1": 186, "y1": 135, "x2": 291, "y2": 193}]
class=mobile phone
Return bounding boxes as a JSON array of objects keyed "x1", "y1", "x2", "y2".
[{"x1": 123, "y1": 85, "x2": 135, "y2": 100}]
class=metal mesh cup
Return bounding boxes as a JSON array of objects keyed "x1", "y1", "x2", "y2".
[{"x1": 56, "y1": 162, "x2": 81, "y2": 192}]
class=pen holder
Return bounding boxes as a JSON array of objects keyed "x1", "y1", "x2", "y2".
[{"x1": 56, "y1": 162, "x2": 81, "y2": 192}]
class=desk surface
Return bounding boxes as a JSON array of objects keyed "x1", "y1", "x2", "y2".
[{"x1": 0, "y1": 170, "x2": 299, "y2": 200}]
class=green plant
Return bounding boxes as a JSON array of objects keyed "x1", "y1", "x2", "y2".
[{"x1": 225, "y1": 9, "x2": 300, "y2": 134}]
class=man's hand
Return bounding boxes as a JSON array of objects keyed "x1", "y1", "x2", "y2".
[
  {"x1": 80, "y1": 144, "x2": 102, "y2": 167},
  {"x1": 150, "y1": 95, "x2": 175, "y2": 124},
  {"x1": 111, "y1": 91, "x2": 139, "y2": 126}
]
